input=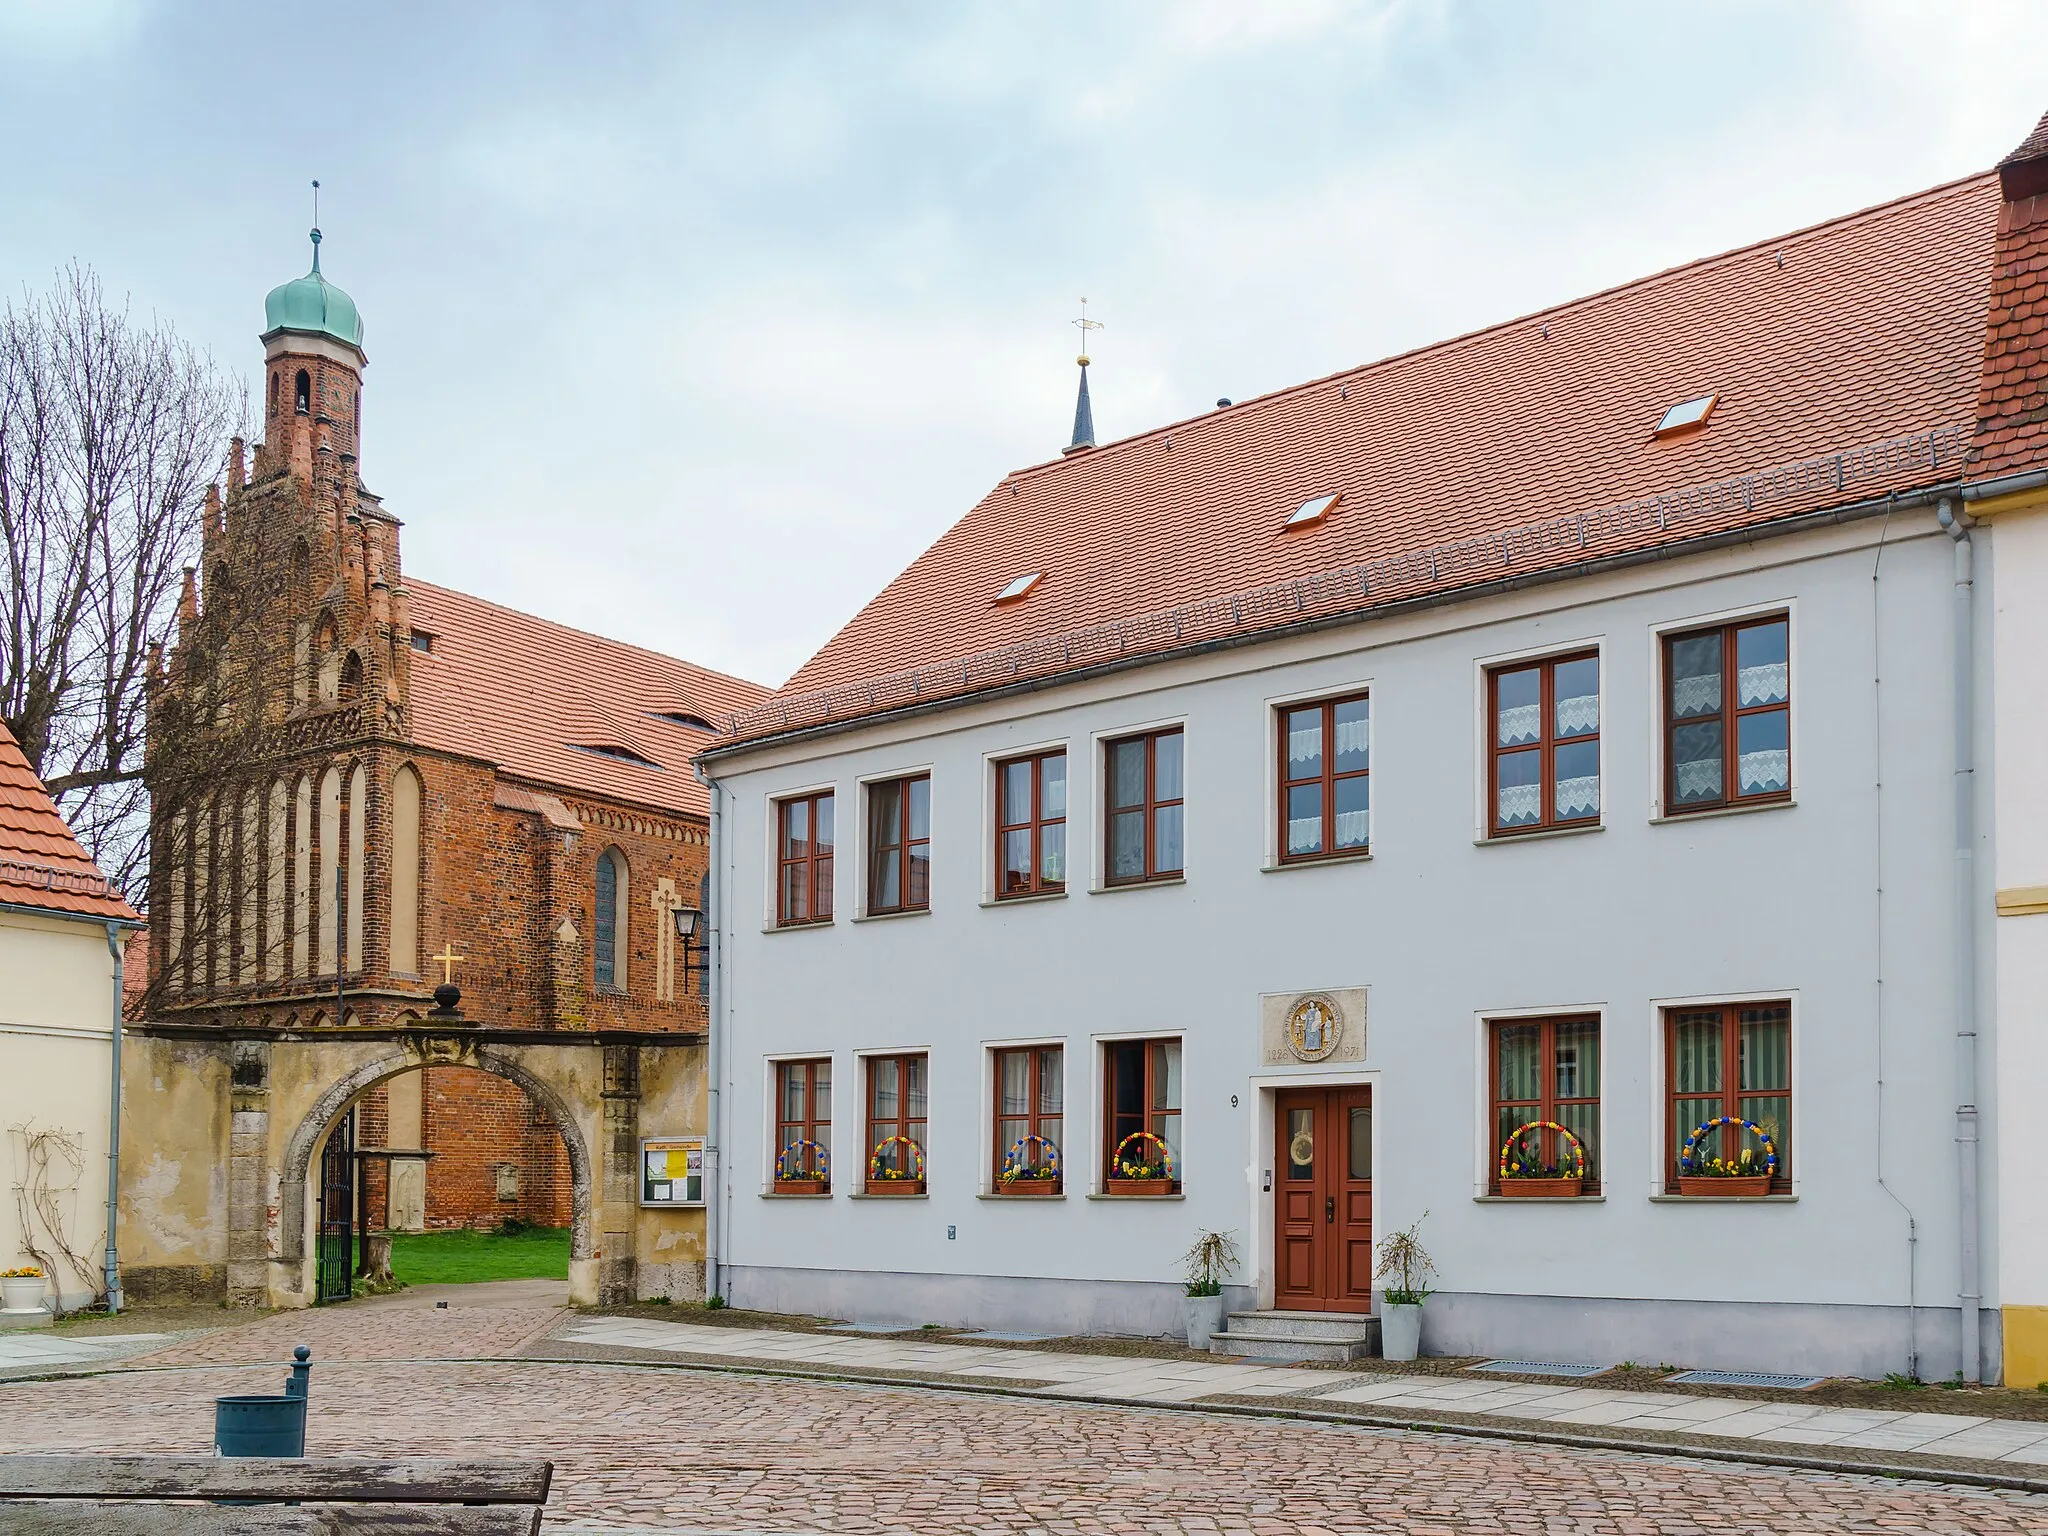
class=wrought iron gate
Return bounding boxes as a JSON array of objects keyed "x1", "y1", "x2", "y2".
[{"x1": 315, "y1": 1108, "x2": 356, "y2": 1303}]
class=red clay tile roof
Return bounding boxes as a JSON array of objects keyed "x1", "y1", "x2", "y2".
[
  {"x1": 0, "y1": 719, "x2": 140, "y2": 922},
  {"x1": 1976, "y1": 117, "x2": 2048, "y2": 480},
  {"x1": 404, "y1": 580, "x2": 770, "y2": 817},
  {"x1": 727, "y1": 172, "x2": 2005, "y2": 745}
]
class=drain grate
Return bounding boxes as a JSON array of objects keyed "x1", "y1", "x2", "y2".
[
  {"x1": 1469, "y1": 1359, "x2": 1611, "y2": 1378},
  {"x1": 953, "y1": 1330, "x2": 1060, "y2": 1343},
  {"x1": 1666, "y1": 1369, "x2": 1824, "y2": 1389},
  {"x1": 823, "y1": 1321, "x2": 925, "y2": 1334}
]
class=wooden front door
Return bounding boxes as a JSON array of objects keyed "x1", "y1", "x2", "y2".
[{"x1": 1273, "y1": 1086, "x2": 1374, "y2": 1312}]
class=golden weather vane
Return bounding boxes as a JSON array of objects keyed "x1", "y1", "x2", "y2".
[{"x1": 1072, "y1": 296, "x2": 1104, "y2": 365}]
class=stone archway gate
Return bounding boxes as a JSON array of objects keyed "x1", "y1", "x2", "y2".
[{"x1": 116, "y1": 1017, "x2": 708, "y2": 1309}]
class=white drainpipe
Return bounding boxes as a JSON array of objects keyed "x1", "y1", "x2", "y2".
[
  {"x1": 698, "y1": 763, "x2": 725, "y2": 1303},
  {"x1": 1936, "y1": 497, "x2": 1980, "y2": 1383},
  {"x1": 102, "y1": 922, "x2": 126, "y2": 1314}
]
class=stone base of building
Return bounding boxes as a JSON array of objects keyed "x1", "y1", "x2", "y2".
[
  {"x1": 725, "y1": 1266, "x2": 2002, "y2": 1382},
  {"x1": 1421, "y1": 1290, "x2": 2000, "y2": 1384},
  {"x1": 636, "y1": 1260, "x2": 706, "y2": 1304},
  {"x1": 121, "y1": 1263, "x2": 229, "y2": 1307},
  {"x1": 725, "y1": 1265, "x2": 1256, "y2": 1338}
]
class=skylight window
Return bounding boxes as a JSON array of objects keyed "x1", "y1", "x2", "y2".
[
  {"x1": 655, "y1": 710, "x2": 714, "y2": 732},
  {"x1": 1654, "y1": 394, "x2": 1717, "y2": 437},
  {"x1": 571, "y1": 743, "x2": 661, "y2": 768},
  {"x1": 1285, "y1": 493, "x2": 1341, "y2": 529},
  {"x1": 994, "y1": 572, "x2": 1043, "y2": 604}
]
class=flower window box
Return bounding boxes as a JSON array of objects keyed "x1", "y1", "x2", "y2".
[
  {"x1": 1675, "y1": 1115, "x2": 1779, "y2": 1198},
  {"x1": 1497, "y1": 1119, "x2": 1588, "y2": 1199}
]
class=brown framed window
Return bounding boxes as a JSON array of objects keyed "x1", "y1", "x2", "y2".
[
  {"x1": 1665, "y1": 1002, "x2": 1791, "y2": 1191},
  {"x1": 1105, "y1": 729, "x2": 1184, "y2": 885},
  {"x1": 996, "y1": 750, "x2": 1066, "y2": 898},
  {"x1": 775, "y1": 792, "x2": 834, "y2": 925},
  {"x1": 992, "y1": 1046, "x2": 1063, "y2": 1190},
  {"x1": 1103, "y1": 1038, "x2": 1181, "y2": 1189},
  {"x1": 1489, "y1": 1017, "x2": 1601, "y2": 1193},
  {"x1": 774, "y1": 1059, "x2": 831, "y2": 1187},
  {"x1": 1664, "y1": 616, "x2": 1789, "y2": 813},
  {"x1": 1279, "y1": 695, "x2": 1369, "y2": 860},
  {"x1": 866, "y1": 776, "x2": 930, "y2": 915},
  {"x1": 865, "y1": 1053, "x2": 928, "y2": 1187},
  {"x1": 1489, "y1": 654, "x2": 1599, "y2": 835}
]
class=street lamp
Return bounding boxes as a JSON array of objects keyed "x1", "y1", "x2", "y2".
[{"x1": 672, "y1": 905, "x2": 704, "y2": 981}]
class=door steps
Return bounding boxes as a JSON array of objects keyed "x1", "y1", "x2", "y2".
[{"x1": 1207, "y1": 1309, "x2": 1379, "y2": 1362}]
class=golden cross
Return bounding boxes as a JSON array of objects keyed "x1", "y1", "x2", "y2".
[
  {"x1": 430, "y1": 941, "x2": 465, "y2": 987},
  {"x1": 1072, "y1": 296, "x2": 1104, "y2": 364}
]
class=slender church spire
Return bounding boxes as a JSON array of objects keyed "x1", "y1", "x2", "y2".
[{"x1": 1063, "y1": 297, "x2": 1103, "y2": 456}]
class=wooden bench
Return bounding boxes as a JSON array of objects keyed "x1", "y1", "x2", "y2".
[{"x1": 0, "y1": 1456, "x2": 553, "y2": 1534}]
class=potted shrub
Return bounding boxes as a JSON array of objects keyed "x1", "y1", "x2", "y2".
[
  {"x1": 1374, "y1": 1215, "x2": 1435, "y2": 1363},
  {"x1": 865, "y1": 1136, "x2": 926, "y2": 1196},
  {"x1": 997, "y1": 1134, "x2": 1061, "y2": 1196},
  {"x1": 1180, "y1": 1229, "x2": 1239, "y2": 1350},
  {"x1": 772, "y1": 1140, "x2": 831, "y2": 1196},
  {"x1": 1106, "y1": 1131, "x2": 1176, "y2": 1196},
  {"x1": 0, "y1": 1267, "x2": 44, "y2": 1314},
  {"x1": 1675, "y1": 1116, "x2": 1778, "y2": 1198},
  {"x1": 1498, "y1": 1120, "x2": 1587, "y2": 1199}
]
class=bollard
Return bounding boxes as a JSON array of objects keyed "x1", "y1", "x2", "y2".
[{"x1": 214, "y1": 1345, "x2": 311, "y2": 1458}]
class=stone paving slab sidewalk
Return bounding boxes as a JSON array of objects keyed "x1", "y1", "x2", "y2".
[{"x1": 548, "y1": 1316, "x2": 2048, "y2": 1476}]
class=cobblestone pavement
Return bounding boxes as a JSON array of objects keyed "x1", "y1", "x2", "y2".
[
  {"x1": 7, "y1": 1338, "x2": 2048, "y2": 1531},
  {"x1": 128, "y1": 1301, "x2": 565, "y2": 1368},
  {"x1": 557, "y1": 1318, "x2": 2048, "y2": 1464}
]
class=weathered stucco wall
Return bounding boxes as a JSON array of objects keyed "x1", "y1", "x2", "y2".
[
  {"x1": 119, "y1": 1034, "x2": 229, "y2": 1303},
  {"x1": 635, "y1": 1042, "x2": 708, "y2": 1300}
]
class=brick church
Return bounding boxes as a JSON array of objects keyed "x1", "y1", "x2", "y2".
[{"x1": 122, "y1": 228, "x2": 766, "y2": 1302}]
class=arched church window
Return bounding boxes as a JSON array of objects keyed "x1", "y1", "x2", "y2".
[
  {"x1": 294, "y1": 370, "x2": 310, "y2": 416},
  {"x1": 339, "y1": 651, "x2": 364, "y2": 701},
  {"x1": 595, "y1": 848, "x2": 627, "y2": 993},
  {"x1": 269, "y1": 372, "x2": 279, "y2": 418}
]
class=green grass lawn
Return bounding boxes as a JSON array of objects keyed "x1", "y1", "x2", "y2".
[{"x1": 386, "y1": 1225, "x2": 571, "y2": 1286}]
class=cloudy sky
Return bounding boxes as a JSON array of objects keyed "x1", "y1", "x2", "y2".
[{"x1": 3, "y1": 1, "x2": 2045, "y2": 688}]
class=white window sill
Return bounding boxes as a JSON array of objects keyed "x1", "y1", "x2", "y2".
[
  {"x1": 848, "y1": 1191, "x2": 929, "y2": 1201},
  {"x1": 761, "y1": 918, "x2": 835, "y2": 935},
  {"x1": 975, "y1": 1192, "x2": 1068, "y2": 1202},
  {"x1": 1647, "y1": 1193, "x2": 1798, "y2": 1203},
  {"x1": 760, "y1": 1191, "x2": 833, "y2": 1199},
  {"x1": 1474, "y1": 822, "x2": 1604, "y2": 847},
  {"x1": 1262, "y1": 848, "x2": 1373, "y2": 872},
  {"x1": 1089, "y1": 875, "x2": 1187, "y2": 895},
  {"x1": 1650, "y1": 797, "x2": 1795, "y2": 826},
  {"x1": 1472, "y1": 1194, "x2": 1607, "y2": 1203},
  {"x1": 1082, "y1": 1192, "x2": 1185, "y2": 1201},
  {"x1": 851, "y1": 907, "x2": 930, "y2": 924},
  {"x1": 980, "y1": 890, "x2": 1068, "y2": 909}
]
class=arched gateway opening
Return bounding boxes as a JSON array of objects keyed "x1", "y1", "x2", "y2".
[{"x1": 279, "y1": 1047, "x2": 594, "y2": 1303}]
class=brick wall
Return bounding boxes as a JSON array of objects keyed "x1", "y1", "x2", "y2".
[{"x1": 418, "y1": 1065, "x2": 572, "y2": 1230}]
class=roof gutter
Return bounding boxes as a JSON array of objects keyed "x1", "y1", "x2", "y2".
[
  {"x1": 1960, "y1": 467, "x2": 2048, "y2": 502},
  {"x1": 701, "y1": 477, "x2": 1965, "y2": 765}
]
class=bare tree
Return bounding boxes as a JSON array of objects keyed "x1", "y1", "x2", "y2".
[{"x1": 0, "y1": 264, "x2": 241, "y2": 898}]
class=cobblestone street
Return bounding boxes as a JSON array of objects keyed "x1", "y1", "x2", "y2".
[{"x1": 6, "y1": 1298, "x2": 2048, "y2": 1534}]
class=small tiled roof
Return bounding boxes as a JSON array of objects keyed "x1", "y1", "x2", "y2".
[
  {"x1": 0, "y1": 720, "x2": 139, "y2": 922},
  {"x1": 730, "y1": 171, "x2": 2005, "y2": 745},
  {"x1": 405, "y1": 580, "x2": 770, "y2": 818}
]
